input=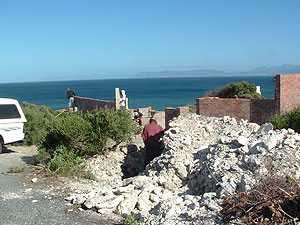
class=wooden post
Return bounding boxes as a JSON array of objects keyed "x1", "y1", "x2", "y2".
[{"x1": 115, "y1": 88, "x2": 120, "y2": 110}]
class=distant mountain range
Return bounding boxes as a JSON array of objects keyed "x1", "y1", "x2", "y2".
[{"x1": 136, "y1": 64, "x2": 300, "y2": 78}]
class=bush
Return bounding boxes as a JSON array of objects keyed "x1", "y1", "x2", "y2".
[
  {"x1": 83, "y1": 107, "x2": 140, "y2": 150},
  {"x1": 37, "y1": 145, "x2": 85, "y2": 175},
  {"x1": 22, "y1": 102, "x2": 56, "y2": 145},
  {"x1": 36, "y1": 107, "x2": 140, "y2": 176},
  {"x1": 42, "y1": 113, "x2": 96, "y2": 156},
  {"x1": 124, "y1": 215, "x2": 138, "y2": 225},
  {"x1": 48, "y1": 146, "x2": 84, "y2": 174},
  {"x1": 270, "y1": 107, "x2": 300, "y2": 133},
  {"x1": 207, "y1": 81, "x2": 265, "y2": 99}
]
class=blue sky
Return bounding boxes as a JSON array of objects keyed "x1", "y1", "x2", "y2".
[{"x1": 0, "y1": 0, "x2": 299, "y2": 83}]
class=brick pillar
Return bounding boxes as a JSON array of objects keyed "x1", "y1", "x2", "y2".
[
  {"x1": 196, "y1": 98, "x2": 200, "y2": 115},
  {"x1": 165, "y1": 108, "x2": 177, "y2": 130},
  {"x1": 164, "y1": 106, "x2": 189, "y2": 130},
  {"x1": 274, "y1": 74, "x2": 280, "y2": 101}
]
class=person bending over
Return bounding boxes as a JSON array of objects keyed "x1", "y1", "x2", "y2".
[{"x1": 142, "y1": 118, "x2": 164, "y2": 168}]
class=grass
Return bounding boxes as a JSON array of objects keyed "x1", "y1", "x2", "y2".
[
  {"x1": 82, "y1": 171, "x2": 97, "y2": 181},
  {"x1": 8, "y1": 166, "x2": 26, "y2": 173}
]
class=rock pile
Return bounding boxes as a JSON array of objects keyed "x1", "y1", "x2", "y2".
[{"x1": 66, "y1": 113, "x2": 300, "y2": 224}]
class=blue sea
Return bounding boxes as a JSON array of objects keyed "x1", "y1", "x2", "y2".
[{"x1": 0, "y1": 76, "x2": 275, "y2": 111}]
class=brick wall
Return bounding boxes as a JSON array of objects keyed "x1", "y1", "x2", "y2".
[
  {"x1": 275, "y1": 74, "x2": 300, "y2": 114},
  {"x1": 195, "y1": 74, "x2": 300, "y2": 124},
  {"x1": 250, "y1": 99, "x2": 279, "y2": 125},
  {"x1": 196, "y1": 97, "x2": 251, "y2": 121},
  {"x1": 74, "y1": 96, "x2": 116, "y2": 112},
  {"x1": 165, "y1": 107, "x2": 189, "y2": 129}
]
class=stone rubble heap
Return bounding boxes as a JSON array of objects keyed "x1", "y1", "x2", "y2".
[{"x1": 66, "y1": 113, "x2": 300, "y2": 225}]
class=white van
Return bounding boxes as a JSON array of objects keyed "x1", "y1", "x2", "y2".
[{"x1": 0, "y1": 98, "x2": 27, "y2": 153}]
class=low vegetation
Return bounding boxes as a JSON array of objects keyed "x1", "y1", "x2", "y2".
[
  {"x1": 22, "y1": 102, "x2": 57, "y2": 145},
  {"x1": 124, "y1": 215, "x2": 138, "y2": 225},
  {"x1": 221, "y1": 110, "x2": 300, "y2": 223},
  {"x1": 206, "y1": 81, "x2": 265, "y2": 99},
  {"x1": 270, "y1": 107, "x2": 300, "y2": 133},
  {"x1": 184, "y1": 104, "x2": 196, "y2": 113},
  {"x1": 23, "y1": 104, "x2": 140, "y2": 176},
  {"x1": 221, "y1": 165, "x2": 300, "y2": 224},
  {"x1": 8, "y1": 166, "x2": 26, "y2": 173}
]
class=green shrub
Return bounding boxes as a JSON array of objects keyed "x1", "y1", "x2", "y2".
[
  {"x1": 124, "y1": 215, "x2": 138, "y2": 225},
  {"x1": 47, "y1": 146, "x2": 85, "y2": 175},
  {"x1": 35, "y1": 146, "x2": 85, "y2": 175},
  {"x1": 22, "y1": 102, "x2": 56, "y2": 145},
  {"x1": 207, "y1": 81, "x2": 265, "y2": 99},
  {"x1": 270, "y1": 114, "x2": 290, "y2": 130},
  {"x1": 36, "y1": 107, "x2": 139, "y2": 176},
  {"x1": 83, "y1": 107, "x2": 140, "y2": 150},
  {"x1": 42, "y1": 113, "x2": 96, "y2": 156},
  {"x1": 35, "y1": 147, "x2": 52, "y2": 165},
  {"x1": 270, "y1": 107, "x2": 300, "y2": 133}
]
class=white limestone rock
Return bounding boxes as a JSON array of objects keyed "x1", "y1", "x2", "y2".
[
  {"x1": 65, "y1": 113, "x2": 300, "y2": 225},
  {"x1": 236, "y1": 136, "x2": 248, "y2": 146},
  {"x1": 116, "y1": 184, "x2": 135, "y2": 194},
  {"x1": 115, "y1": 195, "x2": 138, "y2": 217},
  {"x1": 96, "y1": 195, "x2": 125, "y2": 210},
  {"x1": 257, "y1": 123, "x2": 273, "y2": 134},
  {"x1": 137, "y1": 197, "x2": 153, "y2": 212}
]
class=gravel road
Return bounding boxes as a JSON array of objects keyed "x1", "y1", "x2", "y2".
[{"x1": 0, "y1": 145, "x2": 120, "y2": 225}]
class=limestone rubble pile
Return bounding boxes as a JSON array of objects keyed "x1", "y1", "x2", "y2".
[{"x1": 66, "y1": 113, "x2": 300, "y2": 224}]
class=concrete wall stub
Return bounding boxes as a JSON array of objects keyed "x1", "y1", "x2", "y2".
[
  {"x1": 115, "y1": 88, "x2": 120, "y2": 110},
  {"x1": 256, "y1": 86, "x2": 261, "y2": 94}
]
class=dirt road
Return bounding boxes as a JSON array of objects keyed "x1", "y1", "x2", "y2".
[{"x1": 0, "y1": 145, "x2": 119, "y2": 225}]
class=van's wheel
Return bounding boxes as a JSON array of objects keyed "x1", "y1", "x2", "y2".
[{"x1": 0, "y1": 142, "x2": 2, "y2": 154}]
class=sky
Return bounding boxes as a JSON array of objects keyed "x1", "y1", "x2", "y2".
[{"x1": 0, "y1": 0, "x2": 300, "y2": 83}]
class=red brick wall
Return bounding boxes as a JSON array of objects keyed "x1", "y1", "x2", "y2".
[
  {"x1": 165, "y1": 107, "x2": 189, "y2": 129},
  {"x1": 196, "y1": 97, "x2": 251, "y2": 121},
  {"x1": 74, "y1": 96, "x2": 116, "y2": 112},
  {"x1": 275, "y1": 74, "x2": 300, "y2": 114},
  {"x1": 250, "y1": 99, "x2": 279, "y2": 125}
]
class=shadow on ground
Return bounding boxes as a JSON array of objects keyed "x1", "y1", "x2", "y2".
[
  {"x1": 1, "y1": 146, "x2": 15, "y2": 154},
  {"x1": 121, "y1": 144, "x2": 145, "y2": 179}
]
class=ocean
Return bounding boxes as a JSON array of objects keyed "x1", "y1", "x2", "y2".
[{"x1": 0, "y1": 76, "x2": 275, "y2": 111}]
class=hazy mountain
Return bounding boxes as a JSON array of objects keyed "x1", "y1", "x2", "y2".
[
  {"x1": 137, "y1": 64, "x2": 300, "y2": 78},
  {"x1": 42, "y1": 64, "x2": 300, "y2": 81},
  {"x1": 137, "y1": 69, "x2": 228, "y2": 78},
  {"x1": 240, "y1": 64, "x2": 300, "y2": 75}
]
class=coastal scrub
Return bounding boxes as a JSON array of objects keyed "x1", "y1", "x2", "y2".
[
  {"x1": 22, "y1": 102, "x2": 57, "y2": 145},
  {"x1": 34, "y1": 106, "x2": 140, "y2": 175},
  {"x1": 207, "y1": 81, "x2": 265, "y2": 99}
]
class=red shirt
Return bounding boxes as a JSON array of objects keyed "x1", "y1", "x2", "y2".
[{"x1": 142, "y1": 122, "x2": 164, "y2": 148}]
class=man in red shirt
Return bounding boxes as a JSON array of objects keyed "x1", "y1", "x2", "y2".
[{"x1": 142, "y1": 118, "x2": 164, "y2": 167}]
